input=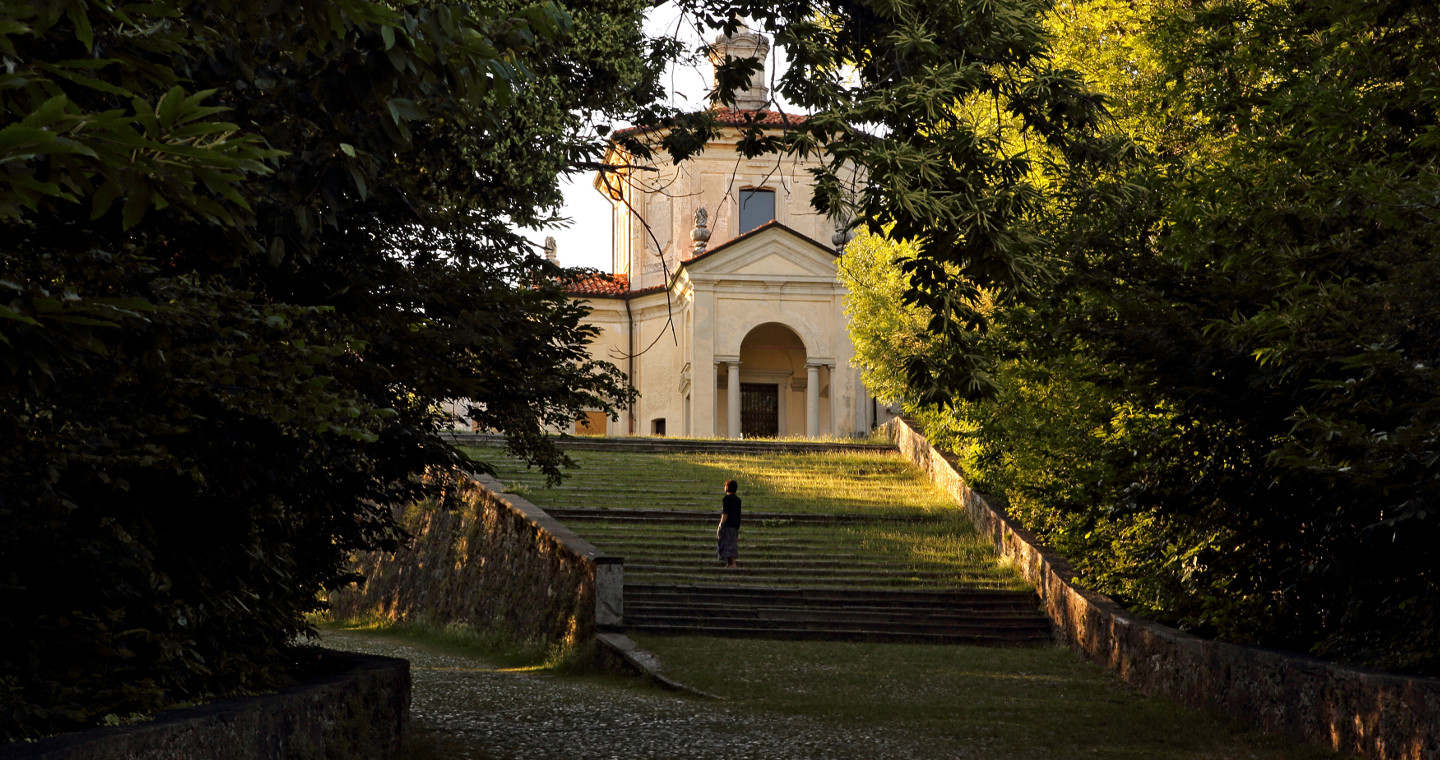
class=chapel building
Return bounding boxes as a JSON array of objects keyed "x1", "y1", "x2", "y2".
[{"x1": 564, "y1": 27, "x2": 887, "y2": 439}]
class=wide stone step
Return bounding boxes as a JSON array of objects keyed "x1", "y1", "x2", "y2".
[
  {"x1": 626, "y1": 558, "x2": 997, "y2": 573},
  {"x1": 569, "y1": 530, "x2": 861, "y2": 544},
  {"x1": 626, "y1": 562, "x2": 971, "y2": 578},
  {"x1": 626, "y1": 609, "x2": 1049, "y2": 634},
  {"x1": 624, "y1": 584, "x2": 1040, "y2": 609},
  {"x1": 622, "y1": 582, "x2": 1050, "y2": 645},
  {"x1": 543, "y1": 507, "x2": 939, "y2": 524},
  {"x1": 624, "y1": 622, "x2": 1051, "y2": 646},
  {"x1": 626, "y1": 604, "x2": 1048, "y2": 628},
  {"x1": 448, "y1": 432, "x2": 896, "y2": 455},
  {"x1": 625, "y1": 574, "x2": 1021, "y2": 590},
  {"x1": 605, "y1": 550, "x2": 872, "y2": 562}
]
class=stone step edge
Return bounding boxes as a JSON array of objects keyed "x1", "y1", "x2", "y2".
[
  {"x1": 625, "y1": 565, "x2": 995, "y2": 578},
  {"x1": 625, "y1": 619, "x2": 1051, "y2": 636},
  {"x1": 544, "y1": 508, "x2": 941, "y2": 524},
  {"x1": 625, "y1": 580, "x2": 1028, "y2": 592},
  {"x1": 624, "y1": 624, "x2": 1051, "y2": 646},
  {"x1": 447, "y1": 432, "x2": 896, "y2": 454},
  {"x1": 625, "y1": 583, "x2": 1036, "y2": 599},
  {"x1": 625, "y1": 611, "x2": 1050, "y2": 627},
  {"x1": 625, "y1": 600, "x2": 1042, "y2": 614},
  {"x1": 601, "y1": 557, "x2": 1009, "y2": 569}
]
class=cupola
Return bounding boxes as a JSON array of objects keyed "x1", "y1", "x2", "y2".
[{"x1": 709, "y1": 24, "x2": 770, "y2": 111}]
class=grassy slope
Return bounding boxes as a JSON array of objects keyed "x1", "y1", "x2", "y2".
[
  {"x1": 636, "y1": 636, "x2": 1348, "y2": 760},
  {"x1": 467, "y1": 444, "x2": 1027, "y2": 588},
  {"x1": 434, "y1": 443, "x2": 1347, "y2": 759}
]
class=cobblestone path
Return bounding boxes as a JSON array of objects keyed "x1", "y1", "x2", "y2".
[{"x1": 322, "y1": 629, "x2": 982, "y2": 760}]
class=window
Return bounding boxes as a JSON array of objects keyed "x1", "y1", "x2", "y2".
[
  {"x1": 652, "y1": 418, "x2": 667, "y2": 436},
  {"x1": 739, "y1": 188, "x2": 775, "y2": 234}
]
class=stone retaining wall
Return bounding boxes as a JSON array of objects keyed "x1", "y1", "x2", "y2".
[
  {"x1": 884, "y1": 417, "x2": 1440, "y2": 760},
  {"x1": 328, "y1": 471, "x2": 621, "y2": 647},
  {"x1": 0, "y1": 650, "x2": 408, "y2": 760}
]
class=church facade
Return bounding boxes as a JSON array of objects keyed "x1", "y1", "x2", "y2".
[{"x1": 565, "y1": 28, "x2": 883, "y2": 439}]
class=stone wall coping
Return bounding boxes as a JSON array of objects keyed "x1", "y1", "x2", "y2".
[
  {"x1": 0, "y1": 650, "x2": 409, "y2": 760},
  {"x1": 466, "y1": 470, "x2": 626, "y2": 632},
  {"x1": 469, "y1": 471, "x2": 616, "y2": 564},
  {"x1": 884, "y1": 416, "x2": 1440, "y2": 760}
]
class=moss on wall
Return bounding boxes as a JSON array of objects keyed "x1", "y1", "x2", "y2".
[{"x1": 328, "y1": 474, "x2": 598, "y2": 648}]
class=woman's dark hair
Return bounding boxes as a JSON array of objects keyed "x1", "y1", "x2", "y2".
[{"x1": 724, "y1": 480, "x2": 738, "y2": 494}]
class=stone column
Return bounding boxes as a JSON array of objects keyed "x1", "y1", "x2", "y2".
[
  {"x1": 806, "y1": 363, "x2": 821, "y2": 438},
  {"x1": 827, "y1": 363, "x2": 839, "y2": 437},
  {"x1": 727, "y1": 361, "x2": 742, "y2": 439}
]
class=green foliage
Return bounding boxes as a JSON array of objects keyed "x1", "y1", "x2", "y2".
[
  {"x1": 678, "y1": 0, "x2": 1110, "y2": 403},
  {"x1": 847, "y1": 0, "x2": 1440, "y2": 673},
  {"x1": 0, "y1": 0, "x2": 657, "y2": 739},
  {"x1": 836, "y1": 229, "x2": 934, "y2": 403}
]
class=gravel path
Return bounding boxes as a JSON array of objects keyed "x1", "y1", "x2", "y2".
[{"x1": 322, "y1": 629, "x2": 980, "y2": 760}]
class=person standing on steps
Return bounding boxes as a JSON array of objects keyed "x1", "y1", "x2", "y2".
[{"x1": 717, "y1": 479, "x2": 741, "y2": 569}]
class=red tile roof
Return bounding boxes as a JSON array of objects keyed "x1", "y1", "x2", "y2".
[
  {"x1": 565, "y1": 272, "x2": 629, "y2": 296},
  {"x1": 566, "y1": 223, "x2": 834, "y2": 300},
  {"x1": 711, "y1": 107, "x2": 809, "y2": 128},
  {"x1": 612, "y1": 108, "x2": 809, "y2": 140}
]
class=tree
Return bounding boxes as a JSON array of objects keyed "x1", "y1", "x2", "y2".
[
  {"x1": 1053, "y1": 0, "x2": 1440, "y2": 671},
  {"x1": 1, "y1": 0, "x2": 657, "y2": 738},
  {"x1": 668, "y1": 0, "x2": 1108, "y2": 401},
  {"x1": 836, "y1": 230, "x2": 933, "y2": 404},
  {"x1": 840, "y1": 0, "x2": 1440, "y2": 673}
]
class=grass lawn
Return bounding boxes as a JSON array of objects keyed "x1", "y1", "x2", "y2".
[
  {"x1": 465, "y1": 443, "x2": 1028, "y2": 588},
  {"x1": 634, "y1": 635, "x2": 1352, "y2": 760},
  {"x1": 465, "y1": 445, "x2": 960, "y2": 516}
]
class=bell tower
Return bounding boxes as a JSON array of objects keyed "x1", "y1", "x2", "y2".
[{"x1": 709, "y1": 24, "x2": 770, "y2": 111}]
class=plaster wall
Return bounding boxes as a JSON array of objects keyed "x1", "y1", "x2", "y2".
[
  {"x1": 574, "y1": 228, "x2": 867, "y2": 438},
  {"x1": 614, "y1": 137, "x2": 841, "y2": 291}
]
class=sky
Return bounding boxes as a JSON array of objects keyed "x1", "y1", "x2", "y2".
[{"x1": 519, "y1": 5, "x2": 796, "y2": 273}]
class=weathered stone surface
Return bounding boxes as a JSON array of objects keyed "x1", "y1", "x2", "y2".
[
  {"x1": 885, "y1": 417, "x2": 1440, "y2": 760},
  {"x1": 0, "y1": 651, "x2": 408, "y2": 760},
  {"x1": 595, "y1": 559, "x2": 624, "y2": 628},
  {"x1": 329, "y1": 471, "x2": 614, "y2": 648}
]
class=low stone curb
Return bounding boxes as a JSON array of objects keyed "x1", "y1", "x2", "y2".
[
  {"x1": 0, "y1": 650, "x2": 409, "y2": 760},
  {"x1": 594, "y1": 632, "x2": 721, "y2": 700}
]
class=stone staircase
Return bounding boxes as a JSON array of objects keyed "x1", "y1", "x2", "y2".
[
  {"x1": 550, "y1": 506, "x2": 1053, "y2": 646},
  {"x1": 623, "y1": 585, "x2": 1051, "y2": 645},
  {"x1": 476, "y1": 439, "x2": 1053, "y2": 647}
]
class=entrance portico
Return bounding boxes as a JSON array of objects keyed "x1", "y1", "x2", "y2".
[{"x1": 711, "y1": 322, "x2": 837, "y2": 439}]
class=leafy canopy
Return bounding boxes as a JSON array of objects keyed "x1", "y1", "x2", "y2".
[
  {"x1": 1, "y1": 0, "x2": 660, "y2": 738},
  {"x1": 842, "y1": 0, "x2": 1440, "y2": 674}
]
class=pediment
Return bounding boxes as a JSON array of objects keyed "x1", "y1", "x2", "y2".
[{"x1": 680, "y1": 224, "x2": 837, "y2": 281}]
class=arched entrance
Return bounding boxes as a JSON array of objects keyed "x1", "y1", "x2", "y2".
[{"x1": 736, "y1": 323, "x2": 806, "y2": 438}]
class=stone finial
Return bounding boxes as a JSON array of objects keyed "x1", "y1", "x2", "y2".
[
  {"x1": 832, "y1": 216, "x2": 853, "y2": 253},
  {"x1": 543, "y1": 236, "x2": 558, "y2": 263},
  {"x1": 691, "y1": 208, "x2": 712, "y2": 255},
  {"x1": 709, "y1": 23, "x2": 770, "y2": 111}
]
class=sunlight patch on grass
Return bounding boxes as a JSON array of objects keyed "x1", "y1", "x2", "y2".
[{"x1": 464, "y1": 444, "x2": 1031, "y2": 588}]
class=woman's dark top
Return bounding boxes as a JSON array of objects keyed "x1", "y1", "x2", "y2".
[{"x1": 721, "y1": 493, "x2": 742, "y2": 528}]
